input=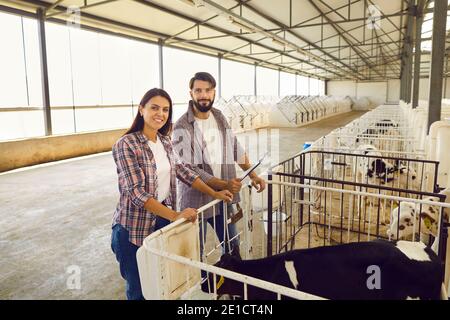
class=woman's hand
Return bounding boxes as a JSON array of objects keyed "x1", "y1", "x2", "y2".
[
  {"x1": 177, "y1": 208, "x2": 198, "y2": 223},
  {"x1": 214, "y1": 190, "x2": 233, "y2": 203}
]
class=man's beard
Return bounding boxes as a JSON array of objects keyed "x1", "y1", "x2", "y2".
[{"x1": 193, "y1": 98, "x2": 214, "y2": 113}]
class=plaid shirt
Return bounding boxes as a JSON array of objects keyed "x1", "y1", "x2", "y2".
[{"x1": 112, "y1": 131, "x2": 199, "y2": 246}]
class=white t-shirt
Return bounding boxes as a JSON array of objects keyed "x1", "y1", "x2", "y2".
[
  {"x1": 147, "y1": 137, "x2": 171, "y2": 202},
  {"x1": 195, "y1": 115, "x2": 222, "y2": 178}
]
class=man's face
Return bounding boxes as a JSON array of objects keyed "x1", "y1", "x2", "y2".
[{"x1": 190, "y1": 79, "x2": 215, "y2": 113}]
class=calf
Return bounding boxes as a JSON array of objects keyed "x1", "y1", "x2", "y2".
[
  {"x1": 202, "y1": 240, "x2": 442, "y2": 300},
  {"x1": 355, "y1": 144, "x2": 395, "y2": 185},
  {"x1": 354, "y1": 146, "x2": 418, "y2": 189},
  {"x1": 387, "y1": 189, "x2": 450, "y2": 250}
]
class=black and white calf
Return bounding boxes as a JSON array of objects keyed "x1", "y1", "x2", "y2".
[
  {"x1": 354, "y1": 145, "x2": 417, "y2": 187},
  {"x1": 202, "y1": 240, "x2": 442, "y2": 300},
  {"x1": 355, "y1": 144, "x2": 396, "y2": 184},
  {"x1": 387, "y1": 188, "x2": 450, "y2": 252}
]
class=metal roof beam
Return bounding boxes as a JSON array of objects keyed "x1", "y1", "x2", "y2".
[
  {"x1": 365, "y1": 0, "x2": 406, "y2": 56},
  {"x1": 235, "y1": 0, "x2": 365, "y2": 79},
  {"x1": 291, "y1": 0, "x2": 362, "y2": 29},
  {"x1": 133, "y1": 0, "x2": 341, "y2": 79},
  {"x1": 307, "y1": 0, "x2": 384, "y2": 78},
  {"x1": 302, "y1": 18, "x2": 402, "y2": 53},
  {"x1": 12, "y1": 0, "x2": 325, "y2": 79},
  {"x1": 367, "y1": 0, "x2": 404, "y2": 37},
  {"x1": 46, "y1": 0, "x2": 120, "y2": 19},
  {"x1": 267, "y1": 12, "x2": 407, "y2": 30},
  {"x1": 164, "y1": 0, "x2": 250, "y2": 44},
  {"x1": 198, "y1": 0, "x2": 357, "y2": 79}
]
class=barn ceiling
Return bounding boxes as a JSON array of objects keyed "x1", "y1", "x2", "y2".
[{"x1": 1, "y1": 0, "x2": 449, "y2": 81}]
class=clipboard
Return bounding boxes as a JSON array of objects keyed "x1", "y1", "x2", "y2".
[{"x1": 239, "y1": 152, "x2": 268, "y2": 181}]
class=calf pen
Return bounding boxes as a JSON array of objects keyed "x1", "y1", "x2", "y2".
[
  {"x1": 135, "y1": 170, "x2": 449, "y2": 300},
  {"x1": 135, "y1": 181, "x2": 449, "y2": 300},
  {"x1": 136, "y1": 199, "x2": 323, "y2": 300},
  {"x1": 251, "y1": 150, "x2": 449, "y2": 298},
  {"x1": 265, "y1": 149, "x2": 445, "y2": 252}
]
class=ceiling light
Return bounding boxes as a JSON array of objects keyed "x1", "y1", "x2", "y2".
[
  {"x1": 272, "y1": 38, "x2": 286, "y2": 48},
  {"x1": 229, "y1": 18, "x2": 256, "y2": 33},
  {"x1": 177, "y1": 0, "x2": 199, "y2": 7},
  {"x1": 177, "y1": 0, "x2": 195, "y2": 6}
]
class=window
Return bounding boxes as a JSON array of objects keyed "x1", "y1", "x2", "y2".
[
  {"x1": 0, "y1": 12, "x2": 44, "y2": 140},
  {"x1": 46, "y1": 22, "x2": 160, "y2": 134},
  {"x1": 70, "y1": 27, "x2": 102, "y2": 106},
  {"x1": 221, "y1": 59, "x2": 254, "y2": 99},
  {"x1": 164, "y1": 47, "x2": 218, "y2": 104},
  {"x1": 318, "y1": 80, "x2": 325, "y2": 96},
  {"x1": 310, "y1": 78, "x2": 319, "y2": 96},
  {"x1": 129, "y1": 40, "x2": 159, "y2": 105},
  {"x1": 164, "y1": 47, "x2": 218, "y2": 122},
  {"x1": 297, "y1": 75, "x2": 309, "y2": 96},
  {"x1": 256, "y1": 66, "x2": 278, "y2": 96},
  {"x1": 46, "y1": 22, "x2": 74, "y2": 107},
  {"x1": 0, "y1": 12, "x2": 26, "y2": 107},
  {"x1": 99, "y1": 33, "x2": 133, "y2": 105},
  {"x1": 23, "y1": 18, "x2": 43, "y2": 107},
  {"x1": 280, "y1": 71, "x2": 296, "y2": 96},
  {"x1": 420, "y1": 1, "x2": 450, "y2": 52}
]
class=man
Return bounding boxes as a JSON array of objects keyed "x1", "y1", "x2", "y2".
[{"x1": 172, "y1": 72, "x2": 265, "y2": 258}]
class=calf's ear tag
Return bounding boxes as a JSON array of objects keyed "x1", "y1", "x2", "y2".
[
  {"x1": 392, "y1": 202, "x2": 398, "y2": 209},
  {"x1": 423, "y1": 217, "x2": 432, "y2": 229},
  {"x1": 217, "y1": 276, "x2": 225, "y2": 290}
]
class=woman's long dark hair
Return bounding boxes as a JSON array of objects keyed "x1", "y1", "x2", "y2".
[{"x1": 124, "y1": 88, "x2": 173, "y2": 136}]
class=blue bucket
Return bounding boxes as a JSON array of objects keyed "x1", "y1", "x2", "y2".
[{"x1": 303, "y1": 141, "x2": 313, "y2": 150}]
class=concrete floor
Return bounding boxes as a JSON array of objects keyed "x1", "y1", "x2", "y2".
[{"x1": 0, "y1": 110, "x2": 365, "y2": 300}]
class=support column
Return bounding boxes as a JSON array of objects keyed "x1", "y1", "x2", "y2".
[
  {"x1": 308, "y1": 77, "x2": 310, "y2": 96},
  {"x1": 412, "y1": 1, "x2": 425, "y2": 108},
  {"x1": 37, "y1": 8, "x2": 52, "y2": 136},
  {"x1": 295, "y1": 73, "x2": 298, "y2": 96},
  {"x1": 158, "y1": 39, "x2": 164, "y2": 89},
  {"x1": 444, "y1": 55, "x2": 449, "y2": 99},
  {"x1": 254, "y1": 63, "x2": 257, "y2": 96},
  {"x1": 405, "y1": 1, "x2": 415, "y2": 103},
  {"x1": 218, "y1": 53, "x2": 222, "y2": 99},
  {"x1": 400, "y1": 0, "x2": 415, "y2": 103},
  {"x1": 427, "y1": 0, "x2": 447, "y2": 132},
  {"x1": 278, "y1": 68, "x2": 281, "y2": 97}
]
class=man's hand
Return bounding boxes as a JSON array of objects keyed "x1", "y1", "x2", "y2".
[
  {"x1": 226, "y1": 178, "x2": 242, "y2": 194},
  {"x1": 214, "y1": 190, "x2": 233, "y2": 203},
  {"x1": 250, "y1": 175, "x2": 266, "y2": 193}
]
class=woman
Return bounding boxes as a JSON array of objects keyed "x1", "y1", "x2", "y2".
[{"x1": 111, "y1": 88, "x2": 233, "y2": 300}]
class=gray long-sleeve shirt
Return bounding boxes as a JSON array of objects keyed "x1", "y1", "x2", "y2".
[{"x1": 172, "y1": 101, "x2": 245, "y2": 219}]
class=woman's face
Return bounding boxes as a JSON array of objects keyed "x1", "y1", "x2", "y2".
[{"x1": 139, "y1": 95, "x2": 170, "y2": 132}]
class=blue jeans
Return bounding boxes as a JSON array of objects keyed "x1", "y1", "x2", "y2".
[
  {"x1": 111, "y1": 217, "x2": 169, "y2": 300},
  {"x1": 111, "y1": 224, "x2": 144, "y2": 300},
  {"x1": 199, "y1": 203, "x2": 239, "y2": 258}
]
